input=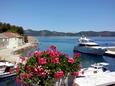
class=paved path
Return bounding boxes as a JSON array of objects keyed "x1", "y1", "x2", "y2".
[
  {"x1": 0, "y1": 48, "x2": 20, "y2": 62},
  {"x1": 0, "y1": 43, "x2": 34, "y2": 63}
]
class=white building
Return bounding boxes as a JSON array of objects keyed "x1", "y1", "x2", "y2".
[
  {"x1": 0, "y1": 32, "x2": 25, "y2": 49},
  {"x1": 0, "y1": 34, "x2": 8, "y2": 49}
]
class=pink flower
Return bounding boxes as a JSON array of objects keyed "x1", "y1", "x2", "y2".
[
  {"x1": 51, "y1": 58, "x2": 59, "y2": 64},
  {"x1": 34, "y1": 67, "x2": 38, "y2": 73},
  {"x1": 68, "y1": 58, "x2": 74, "y2": 64},
  {"x1": 38, "y1": 58, "x2": 47, "y2": 65},
  {"x1": 39, "y1": 71, "x2": 47, "y2": 78},
  {"x1": 72, "y1": 72, "x2": 79, "y2": 76},
  {"x1": 16, "y1": 66, "x2": 20, "y2": 73},
  {"x1": 20, "y1": 73, "x2": 27, "y2": 80},
  {"x1": 34, "y1": 51, "x2": 42, "y2": 58},
  {"x1": 74, "y1": 53, "x2": 80, "y2": 58},
  {"x1": 56, "y1": 51, "x2": 62, "y2": 56},
  {"x1": 23, "y1": 82, "x2": 27, "y2": 86},
  {"x1": 54, "y1": 71, "x2": 64, "y2": 79},
  {"x1": 19, "y1": 57, "x2": 28, "y2": 65},
  {"x1": 37, "y1": 66, "x2": 43, "y2": 72},
  {"x1": 28, "y1": 73, "x2": 33, "y2": 78},
  {"x1": 49, "y1": 50, "x2": 56, "y2": 58},
  {"x1": 26, "y1": 65, "x2": 31, "y2": 71},
  {"x1": 34, "y1": 66, "x2": 47, "y2": 77},
  {"x1": 16, "y1": 77, "x2": 20, "y2": 84},
  {"x1": 20, "y1": 57, "x2": 25, "y2": 62},
  {"x1": 50, "y1": 45, "x2": 57, "y2": 51}
]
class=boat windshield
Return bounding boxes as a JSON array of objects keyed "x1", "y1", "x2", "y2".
[{"x1": 79, "y1": 36, "x2": 96, "y2": 43}]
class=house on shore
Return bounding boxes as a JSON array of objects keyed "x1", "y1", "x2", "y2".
[
  {"x1": 0, "y1": 32, "x2": 25, "y2": 49},
  {"x1": 0, "y1": 34, "x2": 8, "y2": 49}
]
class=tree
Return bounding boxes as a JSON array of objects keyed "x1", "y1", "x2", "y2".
[{"x1": 0, "y1": 22, "x2": 24, "y2": 35}]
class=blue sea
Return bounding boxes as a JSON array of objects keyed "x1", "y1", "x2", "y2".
[{"x1": 0, "y1": 36, "x2": 115, "y2": 86}]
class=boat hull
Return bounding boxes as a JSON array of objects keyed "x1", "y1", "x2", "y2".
[
  {"x1": 0, "y1": 66, "x2": 6, "y2": 74},
  {"x1": 0, "y1": 72, "x2": 16, "y2": 78},
  {"x1": 74, "y1": 46, "x2": 106, "y2": 55}
]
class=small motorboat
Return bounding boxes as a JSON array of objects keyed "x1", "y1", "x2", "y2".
[
  {"x1": 79, "y1": 62, "x2": 110, "y2": 76},
  {"x1": 0, "y1": 62, "x2": 6, "y2": 74},
  {"x1": 0, "y1": 61, "x2": 16, "y2": 78},
  {"x1": 74, "y1": 63, "x2": 115, "y2": 86},
  {"x1": 74, "y1": 36, "x2": 106, "y2": 55}
]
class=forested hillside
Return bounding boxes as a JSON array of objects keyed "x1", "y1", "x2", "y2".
[{"x1": 0, "y1": 22, "x2": 24, "y2": 35}]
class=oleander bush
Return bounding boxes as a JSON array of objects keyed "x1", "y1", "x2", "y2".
[{"x1": 16, "y1": 45, "x2": 80, "y2": 86}]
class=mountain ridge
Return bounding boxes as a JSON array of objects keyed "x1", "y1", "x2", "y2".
[{"x1": 24, "y1": 29, "x2": 115, "y2": 36}]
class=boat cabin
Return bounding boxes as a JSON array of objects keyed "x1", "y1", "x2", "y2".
[{"x1": 79, "y1": 36, "x2": 99, "y2": 46}]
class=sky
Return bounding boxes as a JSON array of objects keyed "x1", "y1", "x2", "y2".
[{"x1": 0, "y1": 0, "x2": 115, "y2": 32}]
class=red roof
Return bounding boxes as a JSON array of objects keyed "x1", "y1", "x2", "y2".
[{"x1": 2, "y1": 32, "x2": 22, "y2": 38}]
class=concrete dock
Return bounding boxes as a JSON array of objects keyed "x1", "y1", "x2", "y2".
[
  {"x1": 104, "y1": 50, "x2": 115, "y2": 57},
  {"x1": 104, "y1": 46, "x2": 115, "y2": 57},
  {"x1": 74, "y1": 72, "x2": 115, "y2": 86}
]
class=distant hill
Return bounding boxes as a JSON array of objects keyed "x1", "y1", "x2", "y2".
[
  {"x1": 0, "y1": 22, "x2": 115, "y2": 36},
  {"x1": 25, "y1": 29, "x2": 115, "y2": 36}
]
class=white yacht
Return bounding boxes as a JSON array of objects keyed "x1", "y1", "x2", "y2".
[{"x1": 74, "y1": 36, "x2": 106, "y2": 55}]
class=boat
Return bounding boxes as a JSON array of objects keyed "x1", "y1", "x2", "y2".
[
  {"x1": 74, "y1": 36, "x2": 106, "y2": 55},
  {"x1": 0, "y1": 62, "x2": 6, "y2": 74},
  {"x1": 0, "y1": 61, "x2": 16, "y2": 78},
  {"x1": 74, "y1": 63, "x2": 115, "y2": 86},
  {"x1": 0, "y1": 72, "x2": 16, "y2": 78},
  {"x1": 79, "y1": 62, "x2": 110, "y2": 76}
]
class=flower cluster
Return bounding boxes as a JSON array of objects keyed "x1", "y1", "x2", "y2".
[{"x1": 16, "y1": 45, "x2": 80, "y2": 86}]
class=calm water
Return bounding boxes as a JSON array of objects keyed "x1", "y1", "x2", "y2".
[
  {"x1": 0, "y1": 36, "x2": 115, "y2": 86},
  {"x1": 38, "y1": 36, "x2": 115, "y2": 70}
]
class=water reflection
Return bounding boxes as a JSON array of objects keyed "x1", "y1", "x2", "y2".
[
  {"x1": 103, "y1": 56, "x2": 115, "y2": 71},
  {"x1": 79, "y1": 52, "x2": 115, "y2": 72},
  {"x1": 80, "y1": 53, "x2": 105, "y2": 68},
  {"x1": 0, "y1": 76, "x2": 17, "y2": 86}
]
